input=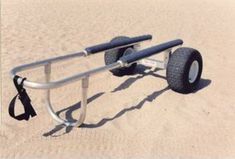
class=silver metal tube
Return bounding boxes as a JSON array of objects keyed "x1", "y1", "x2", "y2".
[
  {"x1": 10, "y1": 51, "x2": 86, "y2": 79},
  {"x1": 17, "y1": 62, "x2": 121, "y2": 90},
  {"x1": 10, "y1": 42, "x2": 146, "y2": 90},
  {"x1": 163, "y1": 49, "x2": 171, "y2": 69},
  {"x1": 9, "y1": 39, "x2": 150, "y2": 127},
  {"x1": 44, "y1": 63, "x2": 63, "y2": 124},
  {"x1": 44, "y1": 63, "x2": 89, "y2": 127},
  {"x1": 9, "y1": 40, "x2": 149, "y2": 79}
]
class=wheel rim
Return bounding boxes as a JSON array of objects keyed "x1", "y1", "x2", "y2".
[
  {"x1": 122, "y1": 48, "x2": 135, "y2": 67},
  {"x1": 188, "y1": 60, "x2": 199, "y2": 83}
]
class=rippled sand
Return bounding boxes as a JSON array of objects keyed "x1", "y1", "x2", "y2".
[{"x1": 1, "y1": 0, "x2": 235, "y2": 158}]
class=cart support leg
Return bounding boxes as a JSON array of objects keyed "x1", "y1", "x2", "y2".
[
  {"x1": 45, "y1": 63, "x2": 51, "y2": 83},
  {"x1": 138, "y1": 49, "x2": 172, "y2": 70},
  {"x1": 79, "y1": 76, "x2": 89, "y2": 126},
  {"x1": 163, "y1": 49, "x2": 171, "y2": 69},
  {"x1": 44, "y1": 63, "x2": 89, "y2": 127}
]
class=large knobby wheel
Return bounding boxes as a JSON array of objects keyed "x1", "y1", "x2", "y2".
[
  {"x1": 166, "y1": 47, "x2": 203, "y2": 93},
  {"x1": 104, "y1": 36, "x2": 137, "y2": 76}
]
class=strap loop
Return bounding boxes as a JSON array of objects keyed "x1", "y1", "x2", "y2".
[{"x1": 9, "y1": 75, "x2": 37, "y2": 121}]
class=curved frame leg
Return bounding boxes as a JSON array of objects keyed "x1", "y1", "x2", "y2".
[{"x1": 44, "y1": 63, "x2": 88, "y2": 127}]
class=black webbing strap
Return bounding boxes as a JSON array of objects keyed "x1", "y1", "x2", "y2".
[{"x1": 9, "y1": 75, "x2": 37, "y2": 120}]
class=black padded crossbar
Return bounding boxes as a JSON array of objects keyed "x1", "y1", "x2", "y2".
[
  {"x1": 85, "y1": 34, "x2": 152, "y2": 54},
  {"x1": 120, "y1": 39, "x2": 183, "y2": 64}
]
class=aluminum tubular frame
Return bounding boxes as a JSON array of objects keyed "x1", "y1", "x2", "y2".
[{"x1": 10, "y1": 41, "x2": 176, "y2": 127}]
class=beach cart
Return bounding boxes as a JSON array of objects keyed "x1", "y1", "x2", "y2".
[{"x1": 9, "y1": 34, "x2": 203, "y2": 127}]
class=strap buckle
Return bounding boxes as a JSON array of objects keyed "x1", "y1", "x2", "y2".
[{"x1": 9, "y1": 75, "x2": 37, "y2": 121}]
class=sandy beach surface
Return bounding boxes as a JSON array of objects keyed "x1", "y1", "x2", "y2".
[{"x1": 1, "y1": 0, "x2": 235, "y2": 158}]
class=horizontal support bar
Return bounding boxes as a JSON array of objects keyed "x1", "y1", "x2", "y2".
[
  {"x1": 85, "y1": 34, "x2": 152, "y2": 54},
  {"x1": 13, "y1": 62, "x2": 121, "y2": 90},
  {"x1": 10, "y1": 34, "x2": 151, "y2": 81},
  {"x1": 10, "y1": 51, "x2": 86, "y2": 79},
  {"x1": 10, "y1": 36, "x2": 182, "y2": 91},
  {"x1": 139, "y1": 58, "x2": 165, "y2": 69},
  {"x1": 120, "y1": 39, "x2": 183, "y2": 64}
]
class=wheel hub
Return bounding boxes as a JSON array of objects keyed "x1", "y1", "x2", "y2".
[{"x1": 188, "y1": 60, "x2": 199, "y2": 83}]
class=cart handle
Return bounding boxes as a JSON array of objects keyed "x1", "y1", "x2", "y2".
[
  {"x1": 85, "y1": 34, "x2": 152, "y2": 54},
  {"x1": 120, "y1": 39, "x2": 183, "y2": 64}
]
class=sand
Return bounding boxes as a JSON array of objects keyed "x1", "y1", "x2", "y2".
[{"x1": 1, "y1": 0, "x2": 235, "y2": 158}]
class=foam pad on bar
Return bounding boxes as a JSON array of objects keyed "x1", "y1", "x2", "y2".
[
  {"x1": 120, "y1": 39, "x2": 183, "y2": 64},
  {"x1": 85, "y1": 34, "x2": 152, "y2": 54}
]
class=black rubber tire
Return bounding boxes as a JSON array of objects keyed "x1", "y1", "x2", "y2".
[
  {"x1": 166, "y1": 47, "x2": 203, "y2": 93},
  {"x1": 104, "y1": 36, "x2": 137, "y2": 76}
]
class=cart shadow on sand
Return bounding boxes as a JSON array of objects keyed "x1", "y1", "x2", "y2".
[{"x1": 42, "y1": 65, "x2": 211, "y2": 137}]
